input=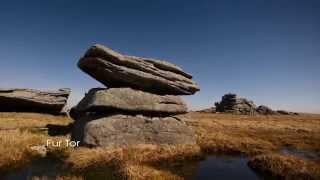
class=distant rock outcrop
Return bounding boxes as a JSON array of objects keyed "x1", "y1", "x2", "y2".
[
  {"x1": 214, "y1": 93, "x2": 299, "y2": 116},
  {"x1": 277, "y1": 110, "x2": 299, "y2": 115},
  {"x1": 256, "y1": 105, "x2": 276, "y2": 115},
  {"x1": 215, "y1": 93, "x2": 256, "y2": 114},
  {"x1": 0, "y1": 88, "x2": 70, "y2": 114},
  {"x1": 71, "y1": 44, "x2": 198, "y2": 146}
]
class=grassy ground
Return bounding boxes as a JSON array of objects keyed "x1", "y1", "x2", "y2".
[
  {"x1": 248, "y1": 153, "x2": 320, "y2": 179},
  {"x1": 0, "y1": 112, "x2": 319, "y2": 179},
  {"x1": 0, "y1": 112, "x2": 70, "y2": 129},
  {"x1": 182, "y1": 112, "x2": 320, "y2": 154}
]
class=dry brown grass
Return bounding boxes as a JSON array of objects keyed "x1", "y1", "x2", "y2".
[
  {"x1": 0, "y1": 129, "x2": 70, "y2": 172},
  {"x1": 65, "y1": 144, "x2": 202, "y2": 179},
  {"x1": 248, "y1": 153, "x2": 320, "y2": 180},
  {"x1": 1, "y1": 112, "x2": 320, "y2": 179},
  {"x1": 0, "y1": 130, "x2": 45, "y2": 172},
  {"x1": 0, "y1": 112, "x2": 71, "y2": 129},
  {"x1": 181, "y1": 112, "x2": 320, "y2": 154}
]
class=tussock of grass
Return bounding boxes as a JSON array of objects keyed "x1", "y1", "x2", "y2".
[
  {"x1": 122, "y1": 164, "x2": 183, "y2": 180},
  {"x1": 65, "y1": 144, "x2": 202, "y2": 179},
  {"x1": 248, "y1": 153, "x2": 320, "y2": 180},
  {"x1": 65, "y1": 147, "x2": 123, "y2": 171},
  {"x1": 123, "y1": 144, "x2": 203, "y2": 164},
  {"x1": 0, "y1": 130, "x2": 45, "y2": 172},
  {"x1": 0, "y1": 129, "x2": 71, "y2": 172},
  {"x1": 198, "y1": 132, "x2": 276, "y2": 155}
]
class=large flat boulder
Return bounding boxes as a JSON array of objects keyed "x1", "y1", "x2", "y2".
[
  {"x1": 70, "y1": 88, "x2": 187, "y2": 119},
  {"x1": 0, "y1": 88, "x2": 70, "y2": 114},
  {"x1": 78, "y1": 44, "x2": 199, "y2": 95},
  {"x1": 71, "y1": 114, "x2": 196, "y2": 146}
]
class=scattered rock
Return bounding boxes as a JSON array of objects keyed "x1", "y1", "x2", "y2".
[
  {"x1": 0, "y1": 88, "x2": 70, "y2": 114},
  {"x1": 30, "y1": 145, "x2": 47, "y2": 157},
  {"x1": 78, "y1": 44, "x2": 199, "y2": 95},
  {"x1": 256, "y1": 105, "x2": 276, "y2": 115},
  {"x1": 72, "y1": 114, "x2": 196, "y2": 146},
  {"x1": 70, "y1": 87, "x2": 187, "y2": 118},
  {"x1": 215, "y1": 93, "x2": 256, "y2": 114}
]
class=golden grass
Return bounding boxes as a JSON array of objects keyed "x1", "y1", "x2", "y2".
[
  {"x1": 181, "y1": 112, "x2": 320, "y2": 154},
  {"x1": 0, "y1": 130, "x2": 45, "y2": 172},
  {"x1": 65, "y1": 144, "x2": 202, "y2": 179},
  {"x1": 248, "y1": 153, "x2": 320, "y2": 180},
  {"x1": 1, "y1": 112, "x2": 320, "y2": 179},
  {"x1": 123, "y1": 164, "x2": 183, "y2": 180},
  {"x1": 0, "y1": 112, "x2": 71, "y2": 130},
  {"x1": 0, "y1": 129, "x2": 71, "y2": 172}
]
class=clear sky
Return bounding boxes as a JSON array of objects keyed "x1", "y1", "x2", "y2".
[{"x1": 0, "y1": 0, "x2": 319, "y2": 113}]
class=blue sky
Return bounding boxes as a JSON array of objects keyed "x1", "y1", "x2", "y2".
[{"x1": 0, "y1": 0, "x2": 319, "y2": 113}]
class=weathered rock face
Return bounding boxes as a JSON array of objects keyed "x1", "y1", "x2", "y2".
[
  {"x1": 256, "y1": 105, "x2": 276, "y2": 115},
  {"x1": 71, "y1": 44, "x2": 199, "y2": 146},
  {"x1": 215, "y1": 93, "x2": 256, "y2": 114},
  {"x1": 71, "y1": 114, "x2": 196, "y2": 146},
  {"x1": 0, "y1": 88, "x2": 70, "y2": 114},
  {"x1": 78, "y1": 44, "x2": 199, "y2": 95},
  {"x1": 71, "y1": 88, "x2": 187, "y2": 118}
]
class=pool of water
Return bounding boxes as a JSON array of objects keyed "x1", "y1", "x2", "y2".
[
  {"x1": 1, "y1": 157, "x2": 116, "y2": 180},
  {"x1": 2, "y1": 156, "x2": 263, "y2": 180},
  {"x1": 2, "y1": 157, "x2": 64, "y2": 180},
  {"x1": 191, "y1": 156, "x2": 261, "y2": 180}
]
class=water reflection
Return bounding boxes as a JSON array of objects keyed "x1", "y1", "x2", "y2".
[
  {"x1": 3, "y1": 156, "x2": 263, "y2": 180},
  {"x1": 191, "y1": 156, "x2": 260, "y2": 180}
]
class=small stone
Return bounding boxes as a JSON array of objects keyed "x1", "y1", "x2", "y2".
[{"x1": 30, "y1": 145, "x2": 47, "y2": 157}]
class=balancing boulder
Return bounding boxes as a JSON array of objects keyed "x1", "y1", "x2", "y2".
[{"x1": 78, "y1": 44, "x2": 199, "y2": 95}]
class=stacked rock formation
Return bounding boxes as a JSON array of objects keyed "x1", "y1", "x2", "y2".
[
  {"x1": 215, "y1": 93, "x2": 256, "y2": 114},
  {"x1": 71, "y1": 44, "x2": 199, "y2": 147},
  {"x1": 0, "y1": 88, "x2": 70, "y2": 114},
  {"x1": 215, "y1": 94, "x2": 299, "y2": 116}
]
